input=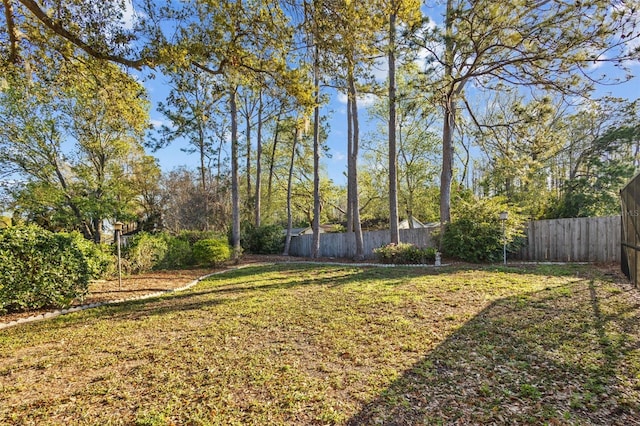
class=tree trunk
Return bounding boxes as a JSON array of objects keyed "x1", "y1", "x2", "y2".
[
  {"x1": 440, "y1": 0, "x2": 455, "y2": 231},
  {"x1": 53, "y1": 160, "x2": 92, "y2": 240},
  {"x1": 267, "y1": 106, "x2": 283, "y2": 207},
  {"x1": 283, "y1": 127, "x2": 298, "y2": 256},
  {"x1": 216, "y1": 130, "x2": 224, "y2": 183},
  {"x1": 254, "y1": 91, "x2": 263, "y2": 227},
  {"x1": 440, "y1": 98, "x2": 455, "y2": 225},
  {"x1": 245, "y1": 112, "x2": 252, "y2": 208},
  {"x1": 198, "y1": 126, "x2": 207, "y2": 192},
  {"x1": 92, "y1": 217, "x2": 103, "y2": 243},
  {"x1": 346, "y1": 95, "x2": 354, "y2": 234},
  {"x1": 198, "y1": 124, "x2": 209, "y2": 230},
  {"x1": 230, "y1": 88, "x2": 241, "y2": 260},
  {"x1": 311, "y1": 46, "x2": 322, "y2": 258},
  {"x1": 388, "y1": 10, "x2": 400, "y2": 245},
  {"x1": 348, "y1": 66, "x2": 364, "y2": 260}
]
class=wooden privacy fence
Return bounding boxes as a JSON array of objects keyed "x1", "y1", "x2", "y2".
[
  {"x1": 621, "y1": 172, "x2": 640, "y2": 286},
  {"x1": 516, "y1": 216, "x2": 620, "y2": 263},
  {"x1": 289, "y1": 216, "x2": 621, "y2": 263},
  {"x1": 289, "y1": 226, "x2": 439, "y2": 260}
]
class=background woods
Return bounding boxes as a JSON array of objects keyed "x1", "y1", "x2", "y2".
[{"x1": 0, "y1": 0, "x2": 639, "y2": 257}]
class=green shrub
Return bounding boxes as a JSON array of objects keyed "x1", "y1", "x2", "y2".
[
  {"x1": 240, "y1": 223, "x2": 285, "y2": 254},
  {"x1": 0, "y1": 225, "x2": 91, "y2": 313},
  {"x1": 66, "y1": 231, "x2": 114, "y2": 279},
  {"x1": 176, "y1": 230, "x2": 223, "y2": 246},
  {"x1": 122, "y1": 232, "x2": 168, "y2": 274},
  {"x1": 442, "y1": 196, "x2": 524, "y2": 263},
  {"x1": 373, "y1": 243, "x2": 437, "y2": 264},
  {"x1": 158, "y1": 235, "x2": 195, "y2": 269},
  {"x1": 192, "y1": 239, "x2": 232, "y2": 266}
]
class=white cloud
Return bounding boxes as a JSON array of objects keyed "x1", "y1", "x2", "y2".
[
  {"x1": 121, "y1": 0, "x2": 139, "y2": 30},
  {"x1": 336, "y1": 92, "x2": 379, "y2": 107},
  {"x1": 371, "y1": 58, "x2": 388, "y2": 82},
  {"x1": 332, "y1": 151, "x2": 346, "y2": 162},
  {"x1": 588, "y1": 52, "x2": 607, "y2": 70},
  {"x1": 359, "y1": 93, "x2": 378, "y2": 107}
]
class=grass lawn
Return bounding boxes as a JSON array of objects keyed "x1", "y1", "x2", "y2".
[{"x1": 1, "y1": 263, "x2": 639, "y2": 425}]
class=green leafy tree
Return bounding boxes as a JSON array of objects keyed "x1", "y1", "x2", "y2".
[
  {"x1": 155, "y1": 68, "x2": 225, "y2": 192},
  {"x1": 553, "y1": 98, "x2": 640, "y2": 217},
  {"x1": 474, "y1": 92, "x2": 567, "y2": 218},
  {"x1": 364, "y1": 64, "x2": 441, "y2": 225},
  {"x1": 554, "y1": 104, "x2": 640, "y2": 217},
  {"x1": 293, "y1": 0, "x2": 346, "y2": 258},
  {"x1": 0, "y1": 58, "x2": 157, "y2": 241},
  {"x1": 159, "y1": 0, "x2": 312, "y2": 259},
  {"x1": 475, "y1": 95, "x2": 640, "y2": 218},
  {"x1": 154, "y1": 67, "x2": 228, "y2": 231},
  {"x1": 319, "y1": 0, "x2": 386, "y2": 259}
]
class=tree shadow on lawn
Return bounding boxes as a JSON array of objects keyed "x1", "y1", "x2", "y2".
[
  {"x1": 347, "y1": 278, "x2": 640, "y2": 425},
  {"x1": 74, "y1": 263, "x2": 379, "y2": 323},
  {"x1": 66, "y1": 263, "x2": 622, "y2": 327},
  {"x1": 13, "y1": 262, "x2": 639, "y2": 425}
]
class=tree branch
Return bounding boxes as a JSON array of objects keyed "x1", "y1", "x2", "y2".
[
  {"x1": 3, "y1": 0, "x2": 20, "y2": 64},
  {"x1": 18, "y1": 0, "x2": 148, "y2": 69}
]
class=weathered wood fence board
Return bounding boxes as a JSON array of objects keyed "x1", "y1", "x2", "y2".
[
  {"x1": 289, "y1": 226, "x2": 439, "y2": 260},
  {"x1": 621, "y1": 173, "x2": 640, "y2": 286},
  {"x1": 516, "y1": 216, "x2": 620, "y2": 262}
]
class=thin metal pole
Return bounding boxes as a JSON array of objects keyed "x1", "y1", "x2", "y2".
[
  {"x1": 503, "y1": 220, "x2": 507, "y2": 265},
  {"x1": 117, "y1": 230, "x2": 122, "y2": 290}
]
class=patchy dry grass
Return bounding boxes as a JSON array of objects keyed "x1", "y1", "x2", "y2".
[
  {"x1": 0, "y1": 268, "x2": 210, "y2": 325},
  {"x1": 1, "y1": 263, "x2": 639, "y2": 425}
]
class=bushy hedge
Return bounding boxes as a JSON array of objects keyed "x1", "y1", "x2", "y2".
[
  {"x1": 192, "y1": 239, "x2": 232, "y2": 266},
  {"x1": 119, "y1": 231, "x2": 233, "y2": 272},
  {"x1": 373, "y1": 242, "x2": 438, "y2": 264},
  {"x1": 240, "y1": 223, "x2": 284, "y2": 254},
  {"x1": 442, "y1": 197, "x2": 524, "y2": 263},
  {"x1": 122, "y1": 232, "x2": 168, "y2": 274},
  {"x1": 66, "y1": 231, "x2": 114, "y2": 279},
  {"x1": 0, "y1": 225, "x2": 91, "y2": 313},
  {"x1": 158, "y1": 236, "x2": 194, "y2": 269}
]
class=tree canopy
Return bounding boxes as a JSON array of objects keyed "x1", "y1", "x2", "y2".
[{"x1": 0, "y1": 56, "x2": 158, "y2": 241}]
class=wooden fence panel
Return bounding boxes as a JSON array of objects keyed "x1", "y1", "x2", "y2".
[
  {"x1": 290, "y1": 217, "x2": 620, "y2": 263},
  {"x1": 289, "y1": 226, "x2": 439, "y2": 259},
  {"x1": 516, "y1": 216, "x2": 620, "y2": 263}
]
